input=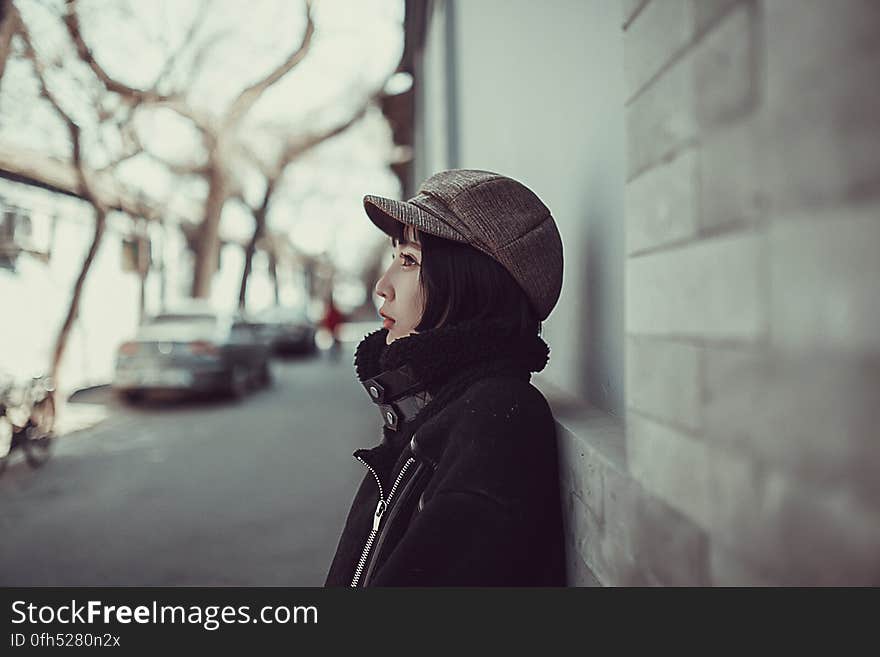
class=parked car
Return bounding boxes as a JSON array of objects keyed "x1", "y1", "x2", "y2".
[
  {"x1": 113, "y1": 305, "x2": 271, "y2": 402},
  {"x1": 250, "y1": 305, "x2": 317, "y2": 355}
]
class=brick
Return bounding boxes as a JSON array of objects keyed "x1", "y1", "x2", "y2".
[
  {"x1": 564, "y1": 487, "x2": 628, "y2": 587},
  {"x1": 625, "y1": 0, "x2": 691, "y2": 101},
  {"x1": 556, "y1": 427, "x2": 604, "y2": 522},
  {"x1": 761, "y1": 0, "x2": 880, "y2": 209},
  {"x1": 705, "y1": 449, "x2": 880, "y2": 585},
  {"x1": 631, "y1": 491, "x2": 711, "y2": 585},
  {"x1": 768, "y1": 207, "x2": 880, "y2": 356},
  {"x1": 554, "y1": 410, "x2": 632, "y2": 583},
  {"x1": 562, "y1": 490, "x2": 598, "y2": 572},
  {"x1": 627, "y1": 53, "x2": 697, "y2": 178},
  {"x1": 626, "y1": 147, "x2": 698, "y2": 254},
  {"x1": 699, "y1": 117, "x2": 763, "y2": 232},
  {"x1": 599, "y1": 465, "x2": 649, "y2": 586},
  {"x1": 626, "y1": 336, "x2": 702, "y2": 432},
  {"x1": 625, "y1": 231, "x2": 763, "y2": 340},
  {"x1": 626, "y1": 413, "x2": 710, "y2": 528},
  {"x1": 704, "y1": 346, "x2": 880, "y2": 507},
  {"x1": 693, "y1": 2, "x2": 758, "y2": 129},
  {"x1": 565, "y1": 415, "x2": 714, "y2": 586}
]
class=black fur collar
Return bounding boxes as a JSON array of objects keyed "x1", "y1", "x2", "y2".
[{"x1": 353, "y1": 316, "x2": 550, "y2": 395}]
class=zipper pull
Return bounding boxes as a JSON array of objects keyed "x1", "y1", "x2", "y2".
[{"x1": 373, "y1": 499, "x2": 387, "y2": 531}]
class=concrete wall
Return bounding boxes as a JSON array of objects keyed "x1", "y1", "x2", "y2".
[
  {"x1": 609, "y1": 0, "x2": 880, "y2": 585},
  {"x1": 413, "y1": 0, "x2": 454, "y2": 185},
  {"x1": 414, "y1": 0, "x2": 880, "y2": 585},
  {"x1": 415, "y1": 0, "x2": 627, "y2": 416}
]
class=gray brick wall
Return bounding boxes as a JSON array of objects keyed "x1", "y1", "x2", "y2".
[{"x1": 561, "y1": 0, "x2": 880, "y2": 585}]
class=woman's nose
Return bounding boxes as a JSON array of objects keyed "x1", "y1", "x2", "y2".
[{"x1": 375, "y1": 269, "x2": 392, "y2": 300}]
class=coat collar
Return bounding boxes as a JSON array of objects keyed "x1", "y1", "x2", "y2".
[
  {"x1": 354, "y1": 316, "x2": 550, "y2": 395},
  {"x1": 352, "y1": 317, "x2": 551, "y2": 483}
]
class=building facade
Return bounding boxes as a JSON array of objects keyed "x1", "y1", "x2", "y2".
[{"x1": 408, "y1": 0, "x2": 880, "y2": 585}]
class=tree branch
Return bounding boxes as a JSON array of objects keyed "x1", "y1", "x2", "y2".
[
  {"x1": 94, "y1": 105, "x2": 141, "y2": 173},
  {"x1": 223, "y1": 0, "x2": 315, "y2": 127},
  {"x1": 94, "y1": 147, "x2": 141, "y2": 175},
  {"x1": 279, "y1": 97, "x2": 375, "y2": 167},
  {"x1": 141, "y1": 148, "x2": 210, "y2": 177},
  {"x1": 149, "y1": 0, "x2": 209, "y2": 93},
  {"x1": 0, "y1": 0, "x2": 20, "y2": 88},
  {"x1": 63, "y1": 0, "x2": 175, "y2": 104},
  {"x1": 144, "y1": 98, "x2": 217, "y2": 138},
  {"x1": 16, "y1": 4, "x2": 102, "y2": 209}
]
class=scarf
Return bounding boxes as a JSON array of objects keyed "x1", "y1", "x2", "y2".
[{"x1": 353, "y1": 316, "x2": 550, "y2": 434}]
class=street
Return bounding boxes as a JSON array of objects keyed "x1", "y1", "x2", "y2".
[{"x1": 0, "y1": 346, "x2": 375, "y2": 586}]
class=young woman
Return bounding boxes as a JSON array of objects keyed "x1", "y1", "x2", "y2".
[{"x1": 324, "y1": 169, "x2": 566, "y2": 587}]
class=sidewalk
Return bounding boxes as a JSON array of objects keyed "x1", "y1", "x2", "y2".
[{"x1": 54, "y1": 388, "x2": 111, "y2": 437}]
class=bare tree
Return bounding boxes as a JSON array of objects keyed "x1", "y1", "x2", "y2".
[
  {"x1": 61, "y1": 0, "x2": 176, "y2": 105},
  {"x1": 64, "y1": 0, "x2": 317, "y2": 299},
  {"x1": 4, "y1": 1, "x2": 179, "y2": 385},
  {"x1": 12, "y1": 4, "x2": 110, "y2": 383},
  {"x1": 3, "y1": 0, "x2": 403, "y2": 386},
  {"x1": 236, "y1": 102, "x2": 374, "y2": 309}
]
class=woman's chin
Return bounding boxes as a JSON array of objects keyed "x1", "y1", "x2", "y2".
[{"x1": 385, "y1": 326, "x2": 416, "y2": 345}]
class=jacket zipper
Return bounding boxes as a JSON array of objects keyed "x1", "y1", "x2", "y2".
[
  {"x1": 361, "y1": 460, "x2": 426, "y2": 587},
  {"x1": 350, "y1": 454, "x2": 416, "y2": 588}
]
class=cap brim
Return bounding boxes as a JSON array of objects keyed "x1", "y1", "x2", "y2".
[{"x1": 363, "y1": 195, "x2": 467, "y2": 243}]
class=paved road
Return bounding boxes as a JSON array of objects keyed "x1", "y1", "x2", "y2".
[{"x1": 0, "y1": 345, "x2": 377, "y2": 586}]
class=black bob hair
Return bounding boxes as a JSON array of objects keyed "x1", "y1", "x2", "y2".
[{"x1": 389, "y1": 223, "x2": 541, "y2": 337}]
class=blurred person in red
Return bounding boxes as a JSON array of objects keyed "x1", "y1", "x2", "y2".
[{"x1": 321, "y1": 290, "x2": 345, "y2": 361}]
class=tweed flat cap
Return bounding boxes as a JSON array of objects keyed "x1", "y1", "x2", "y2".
[{"x1": 363, "y1": 169, "x2": 563, "y2": 321}]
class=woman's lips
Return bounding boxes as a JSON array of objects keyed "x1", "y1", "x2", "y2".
[{"x1": 382, "y1": 317, "x2": 395, "y2": 329}]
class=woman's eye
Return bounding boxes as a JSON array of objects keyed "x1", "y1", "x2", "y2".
[{"x1": 392, "y1": 253, "x2": 417, "y2": 267}]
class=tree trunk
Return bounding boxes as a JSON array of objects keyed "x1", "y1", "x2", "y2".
[
  {"x1": 237, "y1": 227, "x2": 260, "y2": 310},
  {"x1": 139, "y1": 270, "x2": 147, "y2": 323},
  {"x1": 137, "y1": 223, "x2": 148, "y2": 322},
  {"x1": 51, "y1": 209, "x2": 107, "y2": 386},
  {"x1": 192, "y1": 166, "x2": 227, "y2": 299},
  {"x1": 0, "y1": 0, "x2": 18, "y2": 91},
  {"x1": 158, "y1": 218, "x2": 167, "y2": 312},
  {"x1": 269, "y1": 253, "x2": 279, "y2": 305},
  {"x1": 237, "y1": 179, "x2": 275, "y2": 309}
]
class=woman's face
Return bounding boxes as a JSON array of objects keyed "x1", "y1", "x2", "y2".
[{"x1": 375, "y1": 225, "x2": 425, "y2": 345}]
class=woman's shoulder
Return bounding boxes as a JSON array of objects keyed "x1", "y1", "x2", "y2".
[
  {"x1": 460, "y1": 375, "x2": 553, "y2": 419},
  {"x1": 420, "y1": 376, "x2": 559, "y2": 491},
  {"x1": 412, "y1": 375, "x2": 556, "y2": 465},
  {"x1": 442, "y1": 375, "x2": 557, "y2": 449}
]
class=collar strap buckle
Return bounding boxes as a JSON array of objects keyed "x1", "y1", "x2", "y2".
[
  {"x1": 377, "y1": 390, "x2": 433, "y2": 431},
  {"x1": 361, "y1": 363, "x2": 422, "y2": 404},
  {"x1": 361, "y1": 363, "x2": 432, "y2": 431}
]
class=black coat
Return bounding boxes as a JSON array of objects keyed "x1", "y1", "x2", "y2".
[{"x1": 324, "y1": 318, "x2": 566, "y2": 587}]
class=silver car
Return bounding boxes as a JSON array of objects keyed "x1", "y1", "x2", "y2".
[{"x1": 113, "y1": 307, "x2": 271, "y2": 402}]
